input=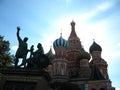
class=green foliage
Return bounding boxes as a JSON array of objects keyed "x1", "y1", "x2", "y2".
[{"x1": 0, "y1": 35, "x2": 14, "y2": 67}]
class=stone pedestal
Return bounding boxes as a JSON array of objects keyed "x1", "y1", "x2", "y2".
[{"x1": 0, "y1": 68, "x2": 51, "y2": 90}]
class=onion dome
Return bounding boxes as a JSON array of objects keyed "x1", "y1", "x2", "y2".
[
  {"x1": 89, "y1": 41, "x2": 102, "y2": 54},
  {"x1": 53, "y1": 36, "x2": 69, "y2": 48},
  {"x1": 46, "y1": 47, "x2": 54, "y2": 59},
  {"x1": 78, "y1": 48, "x2": 91, "y2": 60}
]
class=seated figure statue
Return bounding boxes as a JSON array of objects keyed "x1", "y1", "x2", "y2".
[
  {"x1": 29, "y1": 45, "x2": 34, "y2": 58},
  {"x1": 33, "y1": 43, "x2": 44, "y2": 60},
  {"x1": 27, "y1": 43, "x2": 50, "y2": 69}
]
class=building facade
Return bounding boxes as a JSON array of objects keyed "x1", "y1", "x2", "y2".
[{"x1": 47, "y1": 21, "x2": 115, "y2": 90}]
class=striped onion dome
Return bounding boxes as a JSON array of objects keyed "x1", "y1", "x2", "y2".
[
  {"x1": 78, "y1": 48, "x2": 91, "y2": 60},
  {"x1": 53, "y1": 36, "x2": 69, "y2": 48}
]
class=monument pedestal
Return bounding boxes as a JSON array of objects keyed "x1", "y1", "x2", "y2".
[{"x1": 0, "y1": 68, "x2": 51, "y2": 90}]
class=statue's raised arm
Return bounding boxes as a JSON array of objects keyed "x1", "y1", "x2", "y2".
[{"x1": 17, "y1": 26, "x2": 22, "y2": 43}]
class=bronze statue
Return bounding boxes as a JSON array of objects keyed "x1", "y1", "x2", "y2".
[
  {"x1": 27, "y1": 43, "x2": 50, "y2": 68},
  {"x1": 15, "y1": 27, "x2": 28, "y2": 67},
  {"x1": 29, "y1": 45, "x2": 34, "y2": 58},
  {"x1": 32, "y1": 43, "x2": 44, "y2": 59},
  {"x1": 14, "y1": 27, "x2": 50, "y2": 69}
]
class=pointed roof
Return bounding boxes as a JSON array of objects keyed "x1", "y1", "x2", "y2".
[
  {"x1": 90, "y1": 64, "x2": 105, "y2": 80},
  {"x1": 46, "y1": 47, "x2": 54, "y2": 59},
  {"x1": 69, "y1": 20, "x2": 79, "y2": 40}
]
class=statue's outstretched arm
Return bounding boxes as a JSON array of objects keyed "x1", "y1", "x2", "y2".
[{"x1": 17, "y1": 26, "x2": 22, "y2": 42}]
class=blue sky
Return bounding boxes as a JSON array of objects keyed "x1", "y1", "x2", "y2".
[{"x1": 0, "y1": 0, "x2": 120, "y2": 89}]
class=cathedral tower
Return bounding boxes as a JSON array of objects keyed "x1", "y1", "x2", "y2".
[
  {"x1": 89, "y1": 41, "x2": 109, "y2": 79},
  {"x1": 78, "y1": 48, "x2": 91, "y2": 79},
  {"x1": 52, "y1": 34, "x2": 69, "y2": 82},
  {"x1": 67, "y1": 21, "x2": 82, "y2": 78}
]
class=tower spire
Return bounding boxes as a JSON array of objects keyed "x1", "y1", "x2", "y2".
[
  {"x1": 69, "y1": 20, "x2": 78, "y2": 39},
  {"x1": 68, "y1": 20, "x2": 82, "y2": 50}
]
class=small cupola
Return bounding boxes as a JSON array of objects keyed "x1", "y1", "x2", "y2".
[
  {"x1": 89, "y1": 41, "x2": 102, "y2": 54},
  {"x1": 78, "y1": 48, "x2": 91, "y2": 60}
]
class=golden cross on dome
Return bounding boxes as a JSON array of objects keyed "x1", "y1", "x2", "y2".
[{"x1": 60, "y1": 29, "x2": 62, "y2": 37}]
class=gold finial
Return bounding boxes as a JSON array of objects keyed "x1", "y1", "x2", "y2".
[
  {"x1": 92, "y1": 33, "x2": 95, "y2": 42},
  {"x1": 60, "y1": 29, "x2": 62, "y2": 37}
]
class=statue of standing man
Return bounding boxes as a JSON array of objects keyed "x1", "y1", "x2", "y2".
[{"x1": 15, "y1": 27, "x2": 28, "y2": 67}]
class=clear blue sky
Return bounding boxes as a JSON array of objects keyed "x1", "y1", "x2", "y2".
[{"x1": 0, "y1": 0, "x2": 120, "y2": 89}]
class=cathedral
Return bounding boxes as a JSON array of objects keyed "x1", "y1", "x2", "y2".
[{"x1": 46, "y1": 21, "x2": 115, "y2": 90}]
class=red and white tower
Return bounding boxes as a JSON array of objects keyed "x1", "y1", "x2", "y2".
[
  {"x1": 66, "y1": 20, "x2": 82, "y2": 78},
  {"x1": 52, "y1": 34, "x2": 69, "y2": 82}
]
